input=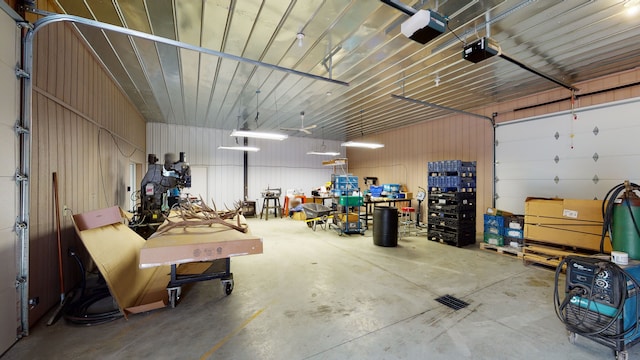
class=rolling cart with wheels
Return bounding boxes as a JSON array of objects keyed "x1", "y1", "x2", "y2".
[
  {"x1": 166, "y1": 258, "x2": 235, "y2": 308},
  {"x1": 330, "y1": 195, "x2": 365, "y2": 236},
  {"x1": 556, "y1": 256, "x2": 640, "y2": 360},
  {"x1": 140, "y1": 217, "x2": 263, "y2": 309}
]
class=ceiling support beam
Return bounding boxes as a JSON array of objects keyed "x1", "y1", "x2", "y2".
[
  {"x1": 391, "y1": 94, "x2": 494, "y2": 124},
  {"x1": 380, "y1": 0, "x2": 417, "y2": 16},
  {"x1": 28, "y1": 14, "x2": 350, "y2": 87},
  {"x1": 498, "y1": 53, "x2": 579, "y2": 92}
]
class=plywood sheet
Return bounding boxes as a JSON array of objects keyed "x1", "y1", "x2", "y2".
[{"x1": 140, "y1": 218, "x2": 263, "y2": 268}]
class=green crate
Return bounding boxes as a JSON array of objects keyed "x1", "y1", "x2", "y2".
[
  {"x1": 339, "y1": 196, "x2": 363, "y2": 207},
  {"x1": 483, "y1": 233, "x2": 504, "y2": 247}
]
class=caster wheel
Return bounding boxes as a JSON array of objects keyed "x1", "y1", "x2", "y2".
[
  {"x1": 222, "y1": 279, "x2": 234, "y2": 295},
  {"x1": 568, "y1": 332, "x2": 577, "y2": 344},
  {"x1": 616, "y1": 350, "x2": 628, "y2": 360},
  {"x1": 168, "y1": 287, "x2": 181, "y2": 308},
  {"x1": 307, "y1": 222, "x2": 313, "y2": 228}
]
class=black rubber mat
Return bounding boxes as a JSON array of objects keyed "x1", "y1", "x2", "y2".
[{"x1": 435, "y1": 295, "x2": 469, "y2": 310}]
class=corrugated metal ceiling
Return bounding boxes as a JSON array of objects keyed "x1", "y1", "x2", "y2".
[{"x1": 49, "y1": 0, "x2": 640, "y2": 140}]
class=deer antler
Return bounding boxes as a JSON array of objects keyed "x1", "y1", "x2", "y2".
[{"x1": 151, "y1": 198, "x2": 248, "y2": 237}]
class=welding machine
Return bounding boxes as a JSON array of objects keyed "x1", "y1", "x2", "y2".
[{"x1": 555, "y1": 256, "x2": 640, "y2": 360}]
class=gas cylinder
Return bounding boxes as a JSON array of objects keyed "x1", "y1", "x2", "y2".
[{"x1": 612, "y1": 191, "x2": 640, "y2": 260}]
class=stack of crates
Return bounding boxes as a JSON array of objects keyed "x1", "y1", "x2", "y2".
[
  {"x1": 426, "y1": 160, "x2": 476, "y2": 247},
  {"x1": 503, "y1": 215, "x2": 525, "y2": 247},
  {"x1": 483, "y1": 214, "x2": 505, "y2": 246},
  {"x1": 483, "y1": 213, "x2": 524, "y2": 248},
  {"x1": 333, "y1": 175, "x2": 358, "y2": 196},
  {"x1": 427, "y1": 160, "x2": 476, "y2": 192}
]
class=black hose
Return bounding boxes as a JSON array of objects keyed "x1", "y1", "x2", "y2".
[
  {"x1": 554, "y1": 256, "x2": 640, "y2": 339},
  {"x1": 63, "y1": 286, "x2": 122, "y2": 326},
  {"x1": 63, "y1": 249, "x2": 123, "y2": 326},
  {"x1": 555, "y1": 183, "x2": 640, "y2": 341}
]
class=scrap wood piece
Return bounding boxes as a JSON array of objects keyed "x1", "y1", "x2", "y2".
[{"x1": 140, "y1": 219, "x2": 263, "y2": 268}]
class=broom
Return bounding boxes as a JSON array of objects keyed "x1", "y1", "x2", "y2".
[{"x1": 47, "y1": 172, "x2": 69, "y2": 326}]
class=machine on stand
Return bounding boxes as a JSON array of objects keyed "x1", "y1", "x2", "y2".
[
  {"x1": 129, "y1": 152, "x2": 191, "y2": 238},
  {"x1": 415, "y1": 186, "x2": 427, "y2": 229},
  {"x1": 555, "y1": 256, "x2": 640, "y2": 360},
  {"x1": 555, "y1": 181, "x2": 640, "y2": 360}
]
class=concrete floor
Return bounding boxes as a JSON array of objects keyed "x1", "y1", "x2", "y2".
[{"x1": 3, "y1": 217, "x2": 638, "y2": 359}]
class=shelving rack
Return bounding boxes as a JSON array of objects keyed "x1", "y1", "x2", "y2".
[
  {"x1": 324, "y1": 158, "x2": 365, "y2": 236},
  {"x1": 426, "y1": 160, "x2": 476, "y2": 247}
]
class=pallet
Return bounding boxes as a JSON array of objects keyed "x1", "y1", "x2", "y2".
[
  {"x1": 522, "y1": 243, "x2": 592, "y2": 272},
  {"x1": 479, "y1": 242, "x2": 524, "y2": 258}
]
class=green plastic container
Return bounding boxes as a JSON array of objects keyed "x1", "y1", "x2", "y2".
[
  {"x1": 339, "y1": 196, "x2": 363, "y2": 207},
  {"x1": 612, "y1": 198, "x2": 640, "y2": 260},
  {"x1": 483, "y1": 233, "x2": 504, "y2": 247}
]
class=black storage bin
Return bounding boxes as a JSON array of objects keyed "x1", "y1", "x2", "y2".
[{"x1": 373, "y1": 206, "x2": 398, "y2": 247}]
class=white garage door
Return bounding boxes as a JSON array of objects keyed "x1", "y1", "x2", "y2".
[
  {"x1": 495, "y1": 97, "x2": 640, "y2": 215},
  {"x1": 0, "y1": 5, "x2": 21, "y2": 355}
]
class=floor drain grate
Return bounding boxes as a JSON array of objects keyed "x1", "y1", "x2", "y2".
[{"x1": 435, "y1": 295, "x2": 469, "y2": 310}]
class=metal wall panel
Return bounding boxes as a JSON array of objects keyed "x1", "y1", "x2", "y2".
[
  {"x1": 146, "y1": 122, "x2": 343, "y2": 211},
  {"x1": 347, "y1": 114, "x2": 491, "y2": 231},
  {"x1": 29, "y1": 21, "x2": 146, "y2": 325},
  {"x1": 346, "y1": 69, "x2": 640, "y2": 232}
]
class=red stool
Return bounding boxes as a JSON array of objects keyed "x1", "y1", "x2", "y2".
[{"x1": 400, "y1": 207, "x2": 416, "y2": 237}]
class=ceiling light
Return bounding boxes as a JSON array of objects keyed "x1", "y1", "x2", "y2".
[
  {"x1": 296, "y1": 32, "x2": 305, "y2": 47},
  {"x1": 307, "y1": 151, "x2": 341, "y2": 156},
  {"x1": 230, "y1": 129, "x2": 288, "y2": 141},
  {"x1": 341, "y1": 141, "x2": 384, "y2": 149},
  {"x1": 625, "y1": 0, "x2": 640, "y2": 16},
  {"x1": 218, "y1": 146, "x2": 260, "y2": 152}
]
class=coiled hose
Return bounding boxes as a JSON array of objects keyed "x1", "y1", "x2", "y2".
[
  {"x1": 554, "y1": 256, "x2": 640, "y2": 339},
  {"x1": 63, "y1": 248, "x2": 123, "y2": 326}
]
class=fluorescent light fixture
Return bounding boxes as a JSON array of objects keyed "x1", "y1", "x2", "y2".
[
  {"x1": 341, "y1": 141, "x2": 384, "y2": 149},
  {"x1": 218, "y1": 146, "x2": 260, "y2": 152},
  {"x1": 625, "y1": 0, "x2": 640, "y2": 16},
  {"x1": 307, "y1": 151, "x2": 341, "y2": 156},
  {"x1": 230, "y1": 129, "x2": 288, "y2": 140}
]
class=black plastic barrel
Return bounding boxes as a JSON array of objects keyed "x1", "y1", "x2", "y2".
[{"x1": 373, "y1": 206, "x2": 398, "y2": 247}]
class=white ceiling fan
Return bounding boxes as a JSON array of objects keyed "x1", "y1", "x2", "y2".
[{"x1": 281, "y1": 111, "x2": 317, "y2": 135}]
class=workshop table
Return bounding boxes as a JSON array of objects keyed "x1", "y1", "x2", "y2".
[
  {"x1": 310, "y1": 196, "x2": 336, "y2": 206},
  {"x1": 362, "y1": 198, "x2": 413, "y2": 230}
]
